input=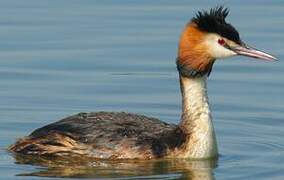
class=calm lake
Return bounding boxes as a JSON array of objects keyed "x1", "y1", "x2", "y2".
[{"x1": 0, "y1": 0, "x2": 283, "y2": 179}]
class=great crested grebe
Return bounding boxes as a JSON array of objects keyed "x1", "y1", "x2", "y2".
[{"x1": 9, "y1": 7, "x2": 276, "y2": 160}]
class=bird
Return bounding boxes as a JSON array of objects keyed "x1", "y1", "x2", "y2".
[{"x1": 8, "y1": 6, "x2": 276, "y2": 160}]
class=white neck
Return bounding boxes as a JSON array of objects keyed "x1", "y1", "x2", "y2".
[{"x1": 177, "y1": 75, "x2": 218, "y2": 159}]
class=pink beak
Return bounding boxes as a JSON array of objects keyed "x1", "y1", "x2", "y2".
[{"x1": 232, "y1": 43, "x2": 277, "y2": 61}]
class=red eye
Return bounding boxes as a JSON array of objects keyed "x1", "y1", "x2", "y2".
[{"x1": 218, "y1": 39, "x2": 225, "y2": 45}]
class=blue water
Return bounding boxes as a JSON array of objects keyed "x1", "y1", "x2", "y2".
[{"x1": 0, "y1": 0, "x2": 283, "y2": 179}]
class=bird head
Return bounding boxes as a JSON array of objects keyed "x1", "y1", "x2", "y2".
[{"x1": 177, "y1": 6, "x2": 277, "y2": 78}]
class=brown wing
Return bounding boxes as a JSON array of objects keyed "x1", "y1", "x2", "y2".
[{"x1": 9, "y1": 112, "x2": 183, "y2": 159}]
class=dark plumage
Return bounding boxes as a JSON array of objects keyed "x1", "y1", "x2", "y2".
[
  {"x1": 192, "y1": 6, "x2": 241, "y2": 44},
  {"x1": 176, "y1": 59, "x2": 215, "y2": 78},
  {"x1": 9, "y1": 112, "x2": 185, "y2": 159}
]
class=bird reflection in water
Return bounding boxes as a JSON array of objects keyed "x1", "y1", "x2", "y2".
[{"x1": 13, "y1": 154, "x2": 217, "y2": 179}]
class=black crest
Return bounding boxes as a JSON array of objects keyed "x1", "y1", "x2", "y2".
[{"x1": 192, "y1": 6, "x2": 241, "y2": 44}]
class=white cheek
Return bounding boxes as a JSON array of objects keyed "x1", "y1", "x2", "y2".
[
  {"x1": 207, "y1": 41, "x2": 237, "y2": 59},
  {"x1": 204, "y1": 34, "x2": 237, "y2": 59}
]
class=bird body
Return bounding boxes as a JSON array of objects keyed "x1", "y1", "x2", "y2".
[
  {"x1": 10, "y1": 112, "x2": 181, "y2": 159},
  {"x1": 9, "y1": 76, "x2": 217, "y2": 159},
  {"x1": 9, "y1": 7, "x2": 276, "y2": 160}
]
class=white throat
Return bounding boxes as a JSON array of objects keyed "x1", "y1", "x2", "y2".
[{"x1": 178, "y1": 75, "x2": 218, "y2": 159}]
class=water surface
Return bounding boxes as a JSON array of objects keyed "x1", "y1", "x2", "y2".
[{"x1": 0, "y1": 0, "x2": 284, "y2": 179}]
